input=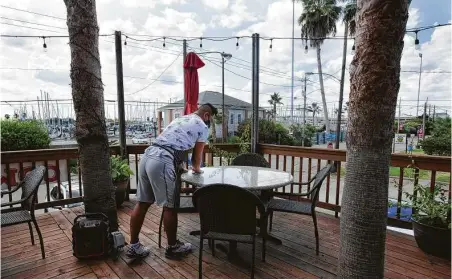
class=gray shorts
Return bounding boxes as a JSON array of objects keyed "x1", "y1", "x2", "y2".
[{"x1": 136, "y1": 147, "x2": 177, "y2": 208}]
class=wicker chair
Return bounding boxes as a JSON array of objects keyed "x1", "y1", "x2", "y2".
[
  {"x1": 1, "y1": 166, "x2": 46, "y2": 258},
  {"x1": 192, "y1": 184, "x2": 267, "y2": 279},
  {"x1": 267, "y1": 164, "x2": 333, "y2": 255}
]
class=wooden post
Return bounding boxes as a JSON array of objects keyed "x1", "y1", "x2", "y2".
[{"x1": 115, "y1": 30, "x2": 127, "y2": 158}]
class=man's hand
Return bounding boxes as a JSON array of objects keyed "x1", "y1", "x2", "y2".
[{"x1": 191, "y1": 166, "x2": 203, "y2": 174}]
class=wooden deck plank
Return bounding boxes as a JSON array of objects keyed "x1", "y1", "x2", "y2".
[
  {"x1": 2, "y1": 198, "x2": 450, "y2": 279},
  {"x1": 76, "y1": 272, "x2": 98, "y2": 279}
]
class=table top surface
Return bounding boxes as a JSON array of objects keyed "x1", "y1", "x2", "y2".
[{"x1": 181, "y1": 166, "x2": 293, "y2": 190}]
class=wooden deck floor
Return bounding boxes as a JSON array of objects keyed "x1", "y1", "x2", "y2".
[{"x1": 2, "y1": 198, "x2": 451, "y2": 279}]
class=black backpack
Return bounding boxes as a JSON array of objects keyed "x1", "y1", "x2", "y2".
[{"x1": 72, "y1": 213, "x2": 111, "y2": 259}]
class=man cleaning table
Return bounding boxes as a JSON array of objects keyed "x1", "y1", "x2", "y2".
[{"x1": 127, "y1": 103, "x2": 217, "y2": 260}]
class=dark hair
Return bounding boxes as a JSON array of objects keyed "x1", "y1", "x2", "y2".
[{"x1": 200, "y1": 103, "x2": 218, "y2": 115}]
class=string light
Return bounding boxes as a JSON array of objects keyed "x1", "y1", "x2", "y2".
[
  {"x1": 124, "y1": 36, "x2": 127, "y2": 46},
  {"x1": 236, "y1": 37, "x2": 239, "y2": 50},
  {"x1": 414, "y1": 31, "x2": 420, "y2": 50},
  {"x1": 42, "y1": 36, "x2": 47, "y2": 51},
  {"x1": 304, "y1": 45, "x2": 308, "y2": 54},
  {"x1": 163, "y1": 37, "x2": 166, "y2": 47},
  {"x1": 200, "y1": 37, "x2": 203, "y2": 48},
  {"x1": 269, "y1": 39, "x2": 273, "y2": 52},
  {"x1": 351, "y1": 39, "x2": 355, "y2": 55}
]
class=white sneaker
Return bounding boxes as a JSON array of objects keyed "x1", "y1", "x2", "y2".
[
  {"x1": 126, "y1": 242, "x2": 151, "y2": 258},
  {"x1": 165, "y1": 240, "x2": 193, "y2": 259}
]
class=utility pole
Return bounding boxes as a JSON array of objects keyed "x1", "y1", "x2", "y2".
[
  {"x1": 397, "y1": 97, "x2": 401, "y2": 133},
  {"x1": 422, "y1": 98, "x2": 427, "y2": 141},
  {"x1": 183, "y1": 39, "x2": 187, "y2": 107},
  {"x1": 416, "y1": 53, "x2": 423, "y2": 117},
  {"x1": 302, "y1": 76, "x2": 307, "y2": 147},
  {"x1": 251, "y1": 33, "x2": 260, "y2": 153},
  {"x1": 335, "y1": 21, "x2": 348, "y2": 149},
  {"x1": 290, "y1": 0, "x2": 295, "y2": 124},
  {"x1": 115, "y1": 30, "x2": 126, "y2": 158},
  {"x1": 433, "y1": 105, "x2": 436, "y2": 121},
  {"x1": 222, "y1": 53, "x2": 226, "y2": 142}
]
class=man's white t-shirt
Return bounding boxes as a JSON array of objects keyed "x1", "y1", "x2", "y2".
[{"x1": 153, "y1": 113, "x2": 209, "y2": 151}]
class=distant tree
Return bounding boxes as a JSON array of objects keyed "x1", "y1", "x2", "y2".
[{"x1": 268, "y1": 92, "x2": 283, "y2": 120}]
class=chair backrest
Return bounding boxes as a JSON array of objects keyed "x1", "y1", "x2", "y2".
[
  {"x1": 192, "y1": 184, "x2": 265, "y2": 236},
  {"x1": 231, "y1": 153, "x2": 270, "y2": 168},
  {"x1": 20, "y1": 166, "x2": 46, "y2": 211},
  {"x1": 309, "y1": 164, "x2": 333, "y2": 204}
]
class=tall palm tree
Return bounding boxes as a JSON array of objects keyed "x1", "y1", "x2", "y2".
[
  {"x1": 268, "y1": 92, "x2": 283, "y2": 120},
  {"x1": 297, "y1": 0, "x2": 341, "y2": 134},
  {"x1": 337, "y1": 0, "x2": 410, "y2": 278},
  {"x1": 308, "y1": 102, "x2": 321, "y2": 126},
  {"x1": 64, "y1": 0, "x2": 118, "y2": 231}
]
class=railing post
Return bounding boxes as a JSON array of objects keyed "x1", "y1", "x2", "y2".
[
  {"x1": 115, "y1": 31, "x2": 127, "y2": 159},
  {"x1": 251, "y1": 33, "x2": 260, "y2": 153}
]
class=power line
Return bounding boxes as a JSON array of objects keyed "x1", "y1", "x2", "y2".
[
  {"x1": 0, "y1": 5, "x2": 66, "y2": 20},
  {"x1": 0, "y1": 22, "x2": 66, "y2": 34},
  {"x1": 0, "y1": 16, "x2": 67, "y2": 30},
  {"x1": 126, "y1": 52, "x2": 182, "y2": 95}
]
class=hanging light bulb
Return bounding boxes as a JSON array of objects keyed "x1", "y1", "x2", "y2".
[
  {"x1": 269, "y1": 39, "x2": 273, "y2": 52},
  {"x1": 200, "y1": 37, "x2": 203, "y2": 48},
  {"x1": 351, "y1": 44, "x2": 355, "y2": 55},
  {"x1": 414, "y1": 32, "x2": 420, "y2": 50},
  {"x1": 236, "y1": 37, "x2": 239, "y2": 50},
  {"x1": 163, "y1": 37, "x2": 166, "y2": 47},
  {"x1": 304, "y1": 45, "x2": 308, "y2": 54},
  {"x1": 124, "y1": 36, "x2": 127, "y2": 46},
  {"x1": 42, "y1": 37, "x2": 47, "y2": 52}
]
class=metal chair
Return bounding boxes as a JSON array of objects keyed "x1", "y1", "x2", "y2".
[
  {"x1": 1, "y1": 166, "x2": 46, "y2": 258},
  {"x1": 192, "y1": 184, "x2": 267, "y2": 279},
  {"x1": 267, "y1": 164, "x2": 333, "y2": 255}
]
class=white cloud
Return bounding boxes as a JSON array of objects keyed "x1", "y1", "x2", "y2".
[
  {"x1": 210, "y1": 0, "x2": 257, "y2": 28},
  {"x1": 0, "y1": 0, "x2": 450, "y2": 119},
  {"x1": 202, "y1": 0, "x2": 229, "y2": 11}
]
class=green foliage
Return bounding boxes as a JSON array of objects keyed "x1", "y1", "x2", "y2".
[
  {"x1": 110, "y1": 155, "x2": 134, "y2": 182},
  {"x1": 290, "y1": 123, "x2": 315, "y2": 147},
  {"x1": 404, "y1": 184, "x2": 451, "y2": 229},
  {"x1": 420, "y1": 117, "x2": 451, "y2": 156},
  {"x1": 237, "y1": 118, "x2": 295, "y2": 146},
  {"x1": 1, "y1": 120, "x2": 51, "y2": 151},
  {"x1": 227, "y1": 135, "x2": 241, "y2": 144}
]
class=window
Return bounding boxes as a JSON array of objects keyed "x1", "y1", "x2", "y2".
[
  {"x1": 230, "y1": 113, "x2": 234, "y2": 124},
  {"x1": 237, "y1": 114, "x2": 242, "y2": 124}
]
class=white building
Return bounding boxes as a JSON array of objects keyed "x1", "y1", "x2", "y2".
[{"x1": 158, "y1": 91, "x2": 265, "y2": 136}]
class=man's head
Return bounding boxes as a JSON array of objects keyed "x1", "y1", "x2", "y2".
[{"x1": 195, "y1": 103, "x2": 218, "y2": 128}]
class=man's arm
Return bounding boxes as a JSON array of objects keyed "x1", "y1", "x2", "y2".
[{"x1": 191, "y1": 142, "x2": 205, "y2": 173}]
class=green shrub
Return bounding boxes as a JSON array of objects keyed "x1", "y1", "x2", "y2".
[
  {"x1": 1, "y1": 120, "x2": 51, "y2": 151},
  {"x1": 237, "y1": 118, "x2": 296, "y2": 146},
  {"x1": 228, "y1": 135, "x2": 241, "y2": 143},
  {"x1": 290, "y1": 123, "x2": 315, "y2": 147},
  {"x1": 421, "y1": 136, "x2": 451, "y2": 156}
]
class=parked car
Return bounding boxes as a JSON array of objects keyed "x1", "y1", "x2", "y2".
[
  {"x1": 45, "y1": 183, "x2": 83, "y2": 209},
  {"x1": 132, "y1": 134, "x2": 151, "y2": 144}
]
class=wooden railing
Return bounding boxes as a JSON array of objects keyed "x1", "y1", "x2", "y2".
[{"x1": 1, "y1": 143, "x2": 450, "y2": 228}]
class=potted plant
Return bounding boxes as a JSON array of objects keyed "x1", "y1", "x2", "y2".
[
  {"x1": 405, "y1": 183, "x2": 451, "y2": 259},
  {"x1": 111, "y1": 155, "x2": 134, "y2": 208}
]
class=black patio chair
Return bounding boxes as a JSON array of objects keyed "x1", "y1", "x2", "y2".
[
  {"x1": 231, "y1": 153, "x2": 270, "y2": 198},
  {"x1": 267, "y1": 164, "x2": 333, "y2": 255},
  {"x1": 1, "y1": 166, "x2": 46, "y2": 258},
  {"x1": 192, "y1": 184, "x2": 267, "y2": 279},
  {"x1": 158, "y1": 165, "x2": 197, "y2": 248}
]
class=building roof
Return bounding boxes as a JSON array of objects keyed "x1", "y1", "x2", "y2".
[{"x1": 158, "y1": 91, "x2": 264, "y2": 111}]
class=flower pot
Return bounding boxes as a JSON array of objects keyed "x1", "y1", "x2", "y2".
[
  {"x1": 412, "y1": 218, "x2": 451, "y2": 259},
  {"x1": 113, "y1": 179, "x2": 129, "y2": 208}
]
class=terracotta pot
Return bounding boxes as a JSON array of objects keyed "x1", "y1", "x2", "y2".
[
  {"x1": 412, "y1": 218, "x2": 451, "y2": 260},
  {"x1": 113, "y1": 179, "x2": 129, "y2": 208}
]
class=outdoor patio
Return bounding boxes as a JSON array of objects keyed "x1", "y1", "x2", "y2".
[{"x1": 2, "y1": 197, "x2": 450, "y2": 279}]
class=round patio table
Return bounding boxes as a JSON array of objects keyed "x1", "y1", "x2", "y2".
[
  {"x1": 181, "y1": 166, "x2": 293, "y2": 259},
  {"x1": 181, "y1": 166, "x2": 293, "y2": 190}
]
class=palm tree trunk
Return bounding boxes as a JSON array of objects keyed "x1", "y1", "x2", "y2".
[
  {"x1": 338, "y1": 0, "x2": 409, "y2": 278},
  {"x1": 273, "y1": 104, "x2": 276, "y2": 121},
  {"x1": 64, "y1": 0, "x2": 118, "y2": 231},
  {"x1": 316, "y1": 45, "x2": 330, "y2": 134}
]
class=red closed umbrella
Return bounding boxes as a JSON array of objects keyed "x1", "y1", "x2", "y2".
[{"x1": 183, "y1": 52, "x2": 205, "y2": 115}]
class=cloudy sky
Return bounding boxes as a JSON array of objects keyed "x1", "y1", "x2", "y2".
[{"x1": 0, "y1": 0, "x2": 451, "y2": 119}]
